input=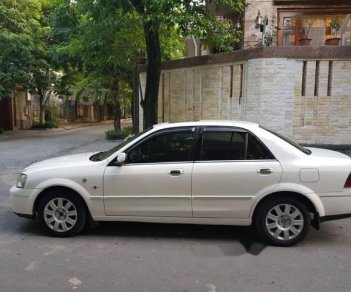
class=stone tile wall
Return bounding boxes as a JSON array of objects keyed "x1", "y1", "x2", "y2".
[
  {"x1": 158, "y1": 64, "x2": 245, "y2": 124},
  {"x1": 141, "y1": 57, "x2": 351, "y2": 144}
]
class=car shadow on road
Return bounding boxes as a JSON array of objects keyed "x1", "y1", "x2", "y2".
[
  {"x1": 85, "y1": 221, "x2": 267, "y2": 256},
  {"x1": 9, "y1": 215, "x2": 344, "y2": 256},
  {"x1": 9, "y1": 216, "x2": 267, "y2": 256}
]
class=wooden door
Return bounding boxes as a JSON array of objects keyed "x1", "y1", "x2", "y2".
[
  {"x1": 0, "y1": 98, "x2": 13, "y2": 130},
  {"x1": 278, "y1": 12, "x2": 301, "y2": 46}
]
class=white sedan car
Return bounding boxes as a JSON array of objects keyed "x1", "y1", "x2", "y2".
[{"x1": 10, "y1": 121, "x2": 351, "y2": 246}]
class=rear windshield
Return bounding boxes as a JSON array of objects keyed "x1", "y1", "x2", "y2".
[{"x1": 260, "y1": 126, "x2": 311, "y2": 155}]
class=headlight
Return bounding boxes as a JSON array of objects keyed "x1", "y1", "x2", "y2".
[{"x1": 16, "y1": 173, "x2": 27, "y2": 188}]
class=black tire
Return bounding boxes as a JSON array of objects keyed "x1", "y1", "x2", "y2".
[
  {"x1": 255, "y1": 197, "x2": 310, "y2": 246},
  {"x1": 37, "y1": 189, "x2": 87, "y2": 237}
]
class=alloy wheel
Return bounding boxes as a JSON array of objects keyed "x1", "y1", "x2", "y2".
[
  {"x1": 265, "y1": 203, "x2": 304, "y2": 241},
  {"x1": 43, "y1": 197, "x2": 78, "y2": 232}
]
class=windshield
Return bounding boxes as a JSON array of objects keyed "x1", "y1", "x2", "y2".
[
  {"x1": 260, "y1": 126, "x2": 311, "y2": 155},
  {"x1": 89, "y1": 128, "x2": 150, "y2": 161}
]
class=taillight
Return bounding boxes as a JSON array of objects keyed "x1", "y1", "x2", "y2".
[{"x1": 345, "y1": 173, "x2": 351, "y2": 188}]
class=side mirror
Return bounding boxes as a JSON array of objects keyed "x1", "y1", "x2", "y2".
[{"x1": 116, "y1": 152, "x2": 127, "y2": 166}]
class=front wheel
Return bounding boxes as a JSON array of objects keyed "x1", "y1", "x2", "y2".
[
  {"x1": 37, "y1": 190, "x2": 87, "y2": 237},
  {"x1": 255, "y1": 197, "x2": 310, "y2": 246}
]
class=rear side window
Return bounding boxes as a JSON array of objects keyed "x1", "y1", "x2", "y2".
[
  {"x1": 247, "y1": 133, "x2": 273, "y2": 160},
  {"x1": 261, "y1": 126, "x2": 311, "y2": 155},
  {"x1": 199, "y1": 130, "x2": 273, "y2": 161}
]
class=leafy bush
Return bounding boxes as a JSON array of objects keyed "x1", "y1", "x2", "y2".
[
  {"x1": 44, "y1": 120, "x2": 59, "y2": 129},
  {"x1": 31, "y1": 121, "x2": 58, "y2": 129},
  {"x1": 45, "y1": 105, "x2": 60, "y2": 128},
  {"x1": 0, "y1": 128, "x2": 3, "y2": 134},
  {"x1": 31, "y1": 123, "x2": 47, "y2": 129},
  {"x1": 105, "y1": 127, "x2": 134, "y2": 140}
]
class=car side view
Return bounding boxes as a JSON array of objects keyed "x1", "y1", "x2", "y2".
[{"x1": 10, "y1": 121, "x2": 351, "y2": 246}]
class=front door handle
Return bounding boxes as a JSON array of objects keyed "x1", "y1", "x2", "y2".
[
  {"x1": 258, "y1": 168, "x2": 273, "y2": 175},
  {"x1": 169, "y1": 169, "x2": 185, "y2": 176}
]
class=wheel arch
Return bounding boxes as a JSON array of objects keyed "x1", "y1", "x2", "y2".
[
  {"x1": 33, "y1": 186, "x2": 91, "y2": 217},
  {"x1": 251, "y1": 191, "x2": 323, "y2": 228}
]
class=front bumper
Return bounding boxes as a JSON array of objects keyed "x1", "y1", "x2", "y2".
[{"x1": 9, "y1": 186, "x2": 41, "y2": 217}]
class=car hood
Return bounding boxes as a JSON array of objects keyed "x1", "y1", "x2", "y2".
[
  {"x1": 24, "y1": 152, "x2": 96, "y2": 172},
  {"x1": 307, "y1": 147, "x2": 351, "y2": 159}
]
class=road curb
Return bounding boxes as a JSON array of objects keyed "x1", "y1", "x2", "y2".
[{"x1": 0, "y1": 119, "x2": 134, "y2": 140}]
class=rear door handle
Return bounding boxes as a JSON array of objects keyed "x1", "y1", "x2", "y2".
[
  {"x1": 169, "y1": 169, "x2": 185, "y2": 176},
  {"x1": 258, "y1": 168, "x2": 273, "y2": 175}
]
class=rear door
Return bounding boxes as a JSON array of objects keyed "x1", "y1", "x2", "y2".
[{"x1": 192, "y1": 127, "x2": 282, "y2": 219}]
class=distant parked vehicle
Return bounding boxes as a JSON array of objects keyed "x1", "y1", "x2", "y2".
[{"x1": 10, "y1": 120, "x2": 351, "y2": 246}]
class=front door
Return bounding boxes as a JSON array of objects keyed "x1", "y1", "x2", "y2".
[
  {"x1": 192, "y1": 127, "x2": 282, "y2": 219},
  {"x1": 103, "y1": 127, "x2": 195, "y2": 217}
]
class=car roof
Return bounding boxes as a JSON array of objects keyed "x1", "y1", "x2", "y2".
[{"x1": 153, "y1": 120, "x2": 260, "y2": 130}]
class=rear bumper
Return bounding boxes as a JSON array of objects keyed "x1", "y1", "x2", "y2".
[
  {"x1": 313, "y1": 193, "x2": 351, "y2": 229},
  {"x1": 320, "y1": 213, "x2": 351, "y2": 222},
  {"x1": 312, "y1": 212, "x2": 351, "y2": 230},
  {"x1": 320, "y1": 191, "x2": 351, "y2": 217},
  {"x1": 311, "y1": 191, "x2": 351, "y2": 229}
]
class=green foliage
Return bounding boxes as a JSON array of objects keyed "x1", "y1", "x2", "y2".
[
  {"x1": 0, "y1": 32, "x2": 32, "y2": 96},
  {"x1": 0, "y1": 0, "x2": 57, "y2": 125},
  {"x1": 105, "y1": 127, "x2": 133, "y2": 140},
  {"x1": 30, "y1": 102, "x2": 60, "y2": 129},
  {"x1": 206, "y1": 21, "x2": 242, "y2": 53},
  {"x1": 1, "y1": 0, "x2": 245, "y2": 130},
  {"x1": 46, "y1": 0, "x2": 83, "y2": 96},
  {"x1": 63, "y1": 1, "x2": 144, "y2": 77},
  {"x1": 160, "y1": 26, "x2": 185, "y2": 60},
  {"x1": 126, "y1": 0, "x2": 245, "y2": 127},
  {"x1": 48, "y1": 0, "x2": 146, "y2": 129},
  {"x1": 331, "y1": 16, "x2": 341, "y2": 36},
  {"x1": 119, "y1": 81, "x2": 133, "y2": 113},
  {"x1": 0, "y1": 0, "x2": 41, "y2": 96},
  {"x1": 0, "y1": 128, "x2": 4, "y2": 134},
  {"x1": 45, "y1": 103, "x2": 60, "y2": 128}
]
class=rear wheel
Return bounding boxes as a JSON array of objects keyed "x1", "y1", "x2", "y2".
[
  {"x1": 38, "y1": 189, "x2": 87, "y2": 237},
  {"x1": 255, "y1": 197, "x2": 310, "y2": 246}
]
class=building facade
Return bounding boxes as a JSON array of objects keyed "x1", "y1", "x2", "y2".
[
  {"x1": 138, "y1": 1, "x2": 351, "y2": 145},
  {"x1": 244, "y1": 0, "x2": 351, "y2": 48},
  {"x1": 0, "y1": 88, "x2": 33, "y2": 131}
]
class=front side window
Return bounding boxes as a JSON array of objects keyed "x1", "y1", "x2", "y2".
[
  {"x1": 127, "y1": 130, "x2": 194, "y2": 163},
  {"x1": 200, "y1": 130, "x2": 273, "y2": 161}
]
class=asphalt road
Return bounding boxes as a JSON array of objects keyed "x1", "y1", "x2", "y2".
[{"x1": 1, "y1": 124, "x2": 351, "y2": 292}]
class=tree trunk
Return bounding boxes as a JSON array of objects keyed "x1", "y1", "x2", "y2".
[
  {"x1": 112, "y1": 73, "x2": 121, "y2": 131},
  {"x1": 143, "y1": 20, "x2": 161, "y2": 129},
  {"x1": 100, "y1": 98, "x2": 106, "y2": 121},
  {"x1": 39, "y1": 93, "x2": 46, "y2": 125},
  {"x1": 131, "y1": 68, "x2": 139, "y2": 134}
]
